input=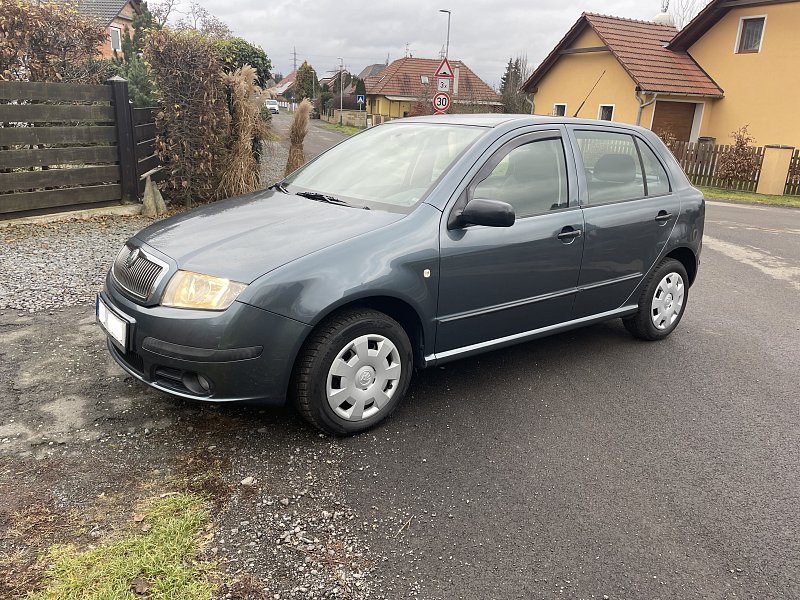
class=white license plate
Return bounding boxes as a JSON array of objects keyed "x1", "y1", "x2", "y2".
[{"x1": 97, "y1": 296, "x2": 129, "y2": 349}]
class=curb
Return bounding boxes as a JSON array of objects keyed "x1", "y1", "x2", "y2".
[{"x1": 0, "y1": 204, "x2": 143, "y2": 228}]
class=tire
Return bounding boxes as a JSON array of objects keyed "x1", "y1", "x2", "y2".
[
  {"x1": 291, "y1": 309, "x2": 413, "y2": 435},
  {"x1": 623, "y1": 258, "x2": 689, "y2": 341}
]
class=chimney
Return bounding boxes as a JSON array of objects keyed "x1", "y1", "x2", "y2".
[{"x1": 453, "y1": 67, "x2": 459, "y2": 97}]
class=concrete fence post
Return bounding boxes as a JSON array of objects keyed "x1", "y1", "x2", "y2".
[{"x1": 756, "y1": 145, "x2": 795, "y2": 196}]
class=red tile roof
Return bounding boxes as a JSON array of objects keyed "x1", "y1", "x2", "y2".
[
  {"x1": 522, "y1": 13, "x2": 723, "y2": 98},
  {"x1": 365, "y1": 57, "x2": 500, "y2": 104}
]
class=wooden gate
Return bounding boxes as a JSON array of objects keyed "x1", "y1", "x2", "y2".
[{"x1": 0, "y1": 78, "x2": 159, "y2": 219}]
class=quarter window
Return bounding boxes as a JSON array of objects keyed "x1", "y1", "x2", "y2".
[
  {"x1": 636, "y1": 140, "x2": 671, "y2": 196},
  {"x1": 473, "y1": 138, "x2": 569, "y2": 218},
  {"x1": 737, "y1": 17, "x2": 765, "y2": 53}
]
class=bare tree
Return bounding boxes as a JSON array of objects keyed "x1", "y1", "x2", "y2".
[
  {"x1": 150, "y1": 0, "x2": 179, "y2": 28},
  {"x1": 176, "y1": 2, "x2": 231, "y2": 38},
  {"x1": 668, "y1": 0, "x2": 711, "y2": 29}
]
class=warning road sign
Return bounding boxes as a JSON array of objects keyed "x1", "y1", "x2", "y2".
[
  {"x1": 433, "y1": 91, "x2": 451, "y2": 112},
  {"x1": 435, "y1": 57, "x2": 454, "y2": 78}
]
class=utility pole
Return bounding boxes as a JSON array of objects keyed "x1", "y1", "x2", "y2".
[
  {"x1": 439, "y1": 9, "x2": 451, "y2": 58},
  {"x1": 338, "y1": 57, "x2": 343, "y2": 125},
  {"x1": 292, "y1": 46, "x2": 297, "y2": 72}
]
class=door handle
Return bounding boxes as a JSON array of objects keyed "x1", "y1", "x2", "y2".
[
  {"x1": 655, "y1": 211, "x2": 673, "y2": 223},
  {"x1": 557, "y1": 227, "x2": 582, "y2": 241}
]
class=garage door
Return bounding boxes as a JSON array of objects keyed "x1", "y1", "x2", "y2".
[{"x1": 651, "y1": 101, "x2": 696, "y2": 142}]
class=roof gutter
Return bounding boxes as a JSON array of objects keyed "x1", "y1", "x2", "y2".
[{"x1": 635, "y1": 90, "x2": 659, "y2": 126}]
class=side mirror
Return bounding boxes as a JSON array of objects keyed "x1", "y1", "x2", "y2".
[{"x1": 457, "y1": 198, "x2": 515, "y2": 228}]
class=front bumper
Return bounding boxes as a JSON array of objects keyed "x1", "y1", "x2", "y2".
[{"x1": 100, "y1": 276, "x2": 311, "y2": 404}]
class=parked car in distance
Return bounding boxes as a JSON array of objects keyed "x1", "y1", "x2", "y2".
[
  {"x1": 266, "y1": 98, "x2": 279, "y2": 114},
  {"x1": 98, "y1": 115, "x2": 704, "y2": 435}
]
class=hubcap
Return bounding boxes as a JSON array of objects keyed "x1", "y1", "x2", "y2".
[
  {"x1": 651, "y1": 272, "x2": 685, "y2": 330},
  {"x1": 326, "y1": 334, "x2": 401, "y2": 421}
]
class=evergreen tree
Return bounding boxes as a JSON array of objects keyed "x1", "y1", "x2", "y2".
[
  {"x1": 294, "y1": 61, "x2": 318, "y2": 101},
  {"x1": 500, "y1": 56, "x2": 530, "y2": 114}
]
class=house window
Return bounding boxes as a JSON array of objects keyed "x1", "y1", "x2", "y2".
[
  {"x1": 553, "y1": 103, "x2": 567, "y2": 117},
  {"x1": 110, "y1": 27, "x2": 122, "y2": 52},
  {"x1": 736, "y1": 17, "x2": 765, "y2": 53},
  {"x1": 598, "y1": 104, "x2": 614, "y2": 121}
]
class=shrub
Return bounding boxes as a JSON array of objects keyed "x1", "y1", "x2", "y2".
[
  {"x1": 0, "y1": 0, "x2": 106, "y2": 81},
  {"x1": 144, "y1": 28, "x2": 229, "y2": 205},
  {"x1": 717, "y1": 126, "x2": 760, "y2": 189}
]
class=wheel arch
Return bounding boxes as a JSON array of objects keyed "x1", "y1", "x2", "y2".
[
  {"x1": 290, "y1": 295, "x2": 427, "y2": 381},
  {"x1": 665, "y1": 246, "x2": 697, "y2": 286}
]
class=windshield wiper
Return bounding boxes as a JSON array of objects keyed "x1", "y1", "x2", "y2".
[
  {"x1": 270, "y1": 181, "x2": 289, "y2": 193},
  {"x1": 295, "y1": 191, "x2": 369, "y2": 210}
]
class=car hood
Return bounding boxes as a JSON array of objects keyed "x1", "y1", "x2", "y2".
[{"x1": 133, "y1": 190, "x2": 405, "y2": 282}]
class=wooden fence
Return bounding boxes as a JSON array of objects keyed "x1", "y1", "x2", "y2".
[
  {"x1": 0, "y1": 78, "x2": 160, "y2": 219},
  {"x1": 669, "y1": 140, "x2": 765, "y2": 192},
  {"x1": 785, "y1": 148, "x2": 800, "y2": 196}
]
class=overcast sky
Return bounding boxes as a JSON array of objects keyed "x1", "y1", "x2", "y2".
[{"x1": 194, "y1": 0, "x2": 691, "y2": 88}]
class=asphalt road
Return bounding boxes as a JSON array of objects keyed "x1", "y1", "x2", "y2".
[
  {"x1": 271, "y1": 111, "x2": 349, "y2": 160},
  {"x1": 2, "y1": 119, "x2": 798, "y2": 599},
  {"x1": 337, "y1": 198, "x2": 800, "y2": 599}
]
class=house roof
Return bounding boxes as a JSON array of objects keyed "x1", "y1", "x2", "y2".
[
  {"x1": 273, "y1": 70, "x2": 297, "y2": 96},
  {"x1": 670, "y1": 0, "x2": 800, "y2": 50},
  {"x1": 522, "y1": 12, "x2": 724, "y2": 98},
  {"x1": 66, "y1": 0, "x2": 140, "y2": 26},
  {"x1": 365, "y1": 57, "x2": 501, "y2": 104},
  {"x1": 357, "y1": 63, "x2": 386, "y2": 80}
]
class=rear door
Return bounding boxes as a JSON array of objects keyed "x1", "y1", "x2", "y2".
[
  {"x1": 566, "y1": 126, "x2": 681, "y2": 318},
  {"x1": 435, "y1": 128, "x2": 584, "y2": 356}
]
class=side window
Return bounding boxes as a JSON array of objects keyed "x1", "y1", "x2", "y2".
[
  {"x1": 575, "y1": 130, "x2": 644, "y2": 204},
  {"x1": 636, "y1": 139, "x2": 671, "y2": 196},
  {"x1": 473, "y1": 138, "x2": 569, "y2": 218}
]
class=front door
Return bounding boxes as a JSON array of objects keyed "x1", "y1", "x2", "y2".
[
  {"x1": 567, "y1": 127, "x2": 682, "y2": 317},
  {"x1": 436, "y1": 130, "x2": 584, "y2": 356}
]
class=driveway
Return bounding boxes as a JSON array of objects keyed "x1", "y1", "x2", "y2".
[{"x1": 1, "y1": 122, "x2": 798, "y2": 598}]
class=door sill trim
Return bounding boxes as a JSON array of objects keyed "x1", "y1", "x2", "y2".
[{"x1": 426, "y1": 305, "x2": 638, "y2": 365}]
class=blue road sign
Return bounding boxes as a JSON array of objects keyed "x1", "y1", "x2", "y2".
[{"x1": 357, "y1": 95, "x2": 365, "y2": 104}]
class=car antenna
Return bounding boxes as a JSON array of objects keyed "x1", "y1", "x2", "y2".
[{"x1": 572, "y1": 70, "x2": 606, "y2": 118}]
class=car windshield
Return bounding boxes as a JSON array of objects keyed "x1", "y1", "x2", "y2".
[{"x1": 283, "y1": 123, "x2": 484, "y2": 210}]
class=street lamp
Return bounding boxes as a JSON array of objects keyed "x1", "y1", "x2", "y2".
[
  {"x1": 439, "y1": 9, "x2": 451, "y2": 58},
  {"x1": 337, "y1": 57, "x2": 343, "y2": 125}
]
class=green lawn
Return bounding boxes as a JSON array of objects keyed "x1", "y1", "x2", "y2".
[
  {"x1": 321, "y1": 123, "x2": 363, "y2": 136},
  {"x1": 30, "y1": 493, "x2": 214, "y2": 600},
  {"x1": 698, "y1": 185, "x2": 800, "y2": 208}
]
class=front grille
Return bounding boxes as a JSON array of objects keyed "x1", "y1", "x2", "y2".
[{"x1": 113, "y1": 245, "x2": 164, "y2": 300}]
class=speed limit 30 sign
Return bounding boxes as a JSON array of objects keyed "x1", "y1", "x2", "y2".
[{"x1": 433, "y1": 91, "x2": 451, "y2": 113}]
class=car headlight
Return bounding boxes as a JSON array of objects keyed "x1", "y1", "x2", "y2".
[{"x1": 161, "y1": 270, "x2": 246, "y2": 311}]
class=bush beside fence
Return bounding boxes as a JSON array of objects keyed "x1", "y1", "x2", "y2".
[{"x1": 670, "y1": 140, "x2": 765, "y2": 192}]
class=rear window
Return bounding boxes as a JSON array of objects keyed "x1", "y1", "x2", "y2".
[{"x1": 574, "y1": 130, "x2": 671, "y2": 204}]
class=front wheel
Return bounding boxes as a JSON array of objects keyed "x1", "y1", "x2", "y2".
[
  {"x1": 623, "y1": 258, "x2": 689, "y2": 341},
  {"x1": 291, "y1": 309, "x2": 413, "y2": 435}
]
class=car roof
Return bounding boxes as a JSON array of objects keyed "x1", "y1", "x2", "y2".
[{"x1": 391, "y1": 113, "x2": 650, "y2": 132}]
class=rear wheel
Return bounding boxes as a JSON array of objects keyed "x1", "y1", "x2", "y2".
[
  {"x1": 623, "y1": 258, "x2": 688, "y2": 341},
  {"x1": 292, "y1": 309, "x2": 413, "y2": 435}
]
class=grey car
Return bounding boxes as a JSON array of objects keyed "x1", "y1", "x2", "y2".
[{"x1": 97, "y1": 114, "x2": 704, "y2": 435}]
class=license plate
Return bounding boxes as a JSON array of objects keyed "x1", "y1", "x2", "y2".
[{"x1": 96, "y1": 295, "x2": 129, "y2": 349}]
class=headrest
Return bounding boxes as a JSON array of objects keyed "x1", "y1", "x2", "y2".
[{"x1": 593, "y1": 153, "x2": 636, "y2": 183}]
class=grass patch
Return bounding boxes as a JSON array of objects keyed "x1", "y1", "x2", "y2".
[
  {"x1": 29, "y1": 493, "x2": 214, "y2": 600},
  {"x1": 699, "y1": 185, "x2": 800, "y2": 208},
  {"x1": 321, "y1": 123, "x2": 363, "y2": 136}
]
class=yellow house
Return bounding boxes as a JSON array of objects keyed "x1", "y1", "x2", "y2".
[
  {"x1": 365, "y1": 57, "x2": 501, "y2": 119},
  {"x1": 522, "y1": 0, "x2": 800, "y2": 148}
]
